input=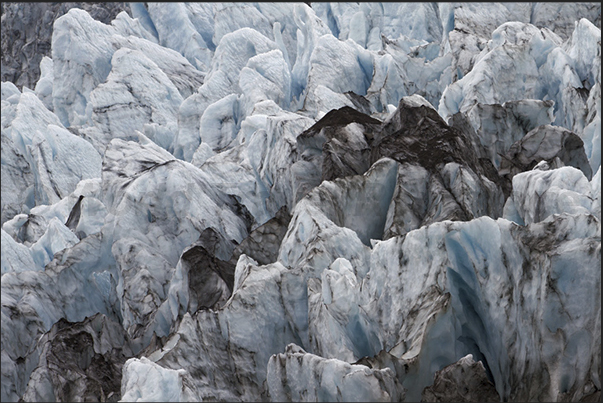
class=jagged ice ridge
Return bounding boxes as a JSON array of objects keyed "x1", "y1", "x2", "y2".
[{"x1": 1, "y1": 2, "x2": 601, "y2": 402}]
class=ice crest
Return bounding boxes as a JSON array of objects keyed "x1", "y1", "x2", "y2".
[{"x1": 1, "y1": 3, "x2": 601, "y2": 403}]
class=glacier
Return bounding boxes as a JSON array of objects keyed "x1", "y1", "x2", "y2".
[{"x1": 1, "y1": 2, "x2": 601, "y2": 403}]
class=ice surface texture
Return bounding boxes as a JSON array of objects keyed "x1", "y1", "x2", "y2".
[{"x1": 1, "y1": 3, "x2": 601, "y2": 403}]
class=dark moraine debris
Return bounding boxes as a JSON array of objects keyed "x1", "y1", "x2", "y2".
[
  {"x1": 376, "y1": 97, "x2": 510, "y2": 238},
  {"x1": 181, "y1": 228, "x2": 237, "y2": 313},
  {"x1": 303, "y1": 105, "x2": 382, "y2": 134},
  {"x1": 65, "y1": 195, "x2": 85, "y2": 237},
  {"x1": 297, "y1": 106, "x2": 382, "y2": 183},
  {"x1": 183, "y1": 207, "x2": 292, "y2": 313},
  {"x1": 371, "y1": 96, "x2": 502, "y2": 187},
  {"x1": 20, "y1": 313, "x2": 133, "y2": 402},
  {"x1": 228, "y1": 205, "x2": 292, "y2": 267},
  {"x1": 343, "y1": 91, "x2": 373, "y2": 115},
  {"x1": 421, "y1": 355, "x2": 500, "y2": 403}
]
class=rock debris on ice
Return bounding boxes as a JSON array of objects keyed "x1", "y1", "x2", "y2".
[{"x1": 1, "y1": 3, "x2": 601, "y2": 403}]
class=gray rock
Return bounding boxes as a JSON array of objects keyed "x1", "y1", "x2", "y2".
[
  {"x1": 1, "y1": 3, "x2": 131, "y2": 90},
  {"x1": 530, "y1": 2, "x2": 601, "y2": 40},
  {"x1": 371, "y1": 96, "x2": 499, "y2": 185},
  {"x1": 422, "y1": 354, "x2": 500, "y2": 402}
]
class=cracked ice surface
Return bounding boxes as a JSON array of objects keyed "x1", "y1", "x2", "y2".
[{"x1": 1, "y1": 3, "x2": 601, "y2": 403}]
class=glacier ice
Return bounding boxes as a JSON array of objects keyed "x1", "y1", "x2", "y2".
[
  {"x1": 1, "y1": 229, "x2": 36, "y2": 275},
  {"x1": 503, "y1": 164, "x2": 598, "y2": 225},
  {"x1": 462, "y1": 99, "x2": 555, "y2": 169},
  {"x1": 120, "y1": 356, "x2": 192, "y2": 403},
  {"x1": 267, "y1": 343, "x2": 404, "y2": 402},
  {"x1": 1, "y1": 87, "x2": 102, "y2": 223},
  {"x1": 51, "y1": 8, "x2": 203, "y2": 128},
  {"x1": 1, "y1": 3, "x2": 601, "y2": 403},
  {"x1": 89, "y1": 47, "x2": 183, "y2": 152},
  {"x1": 438, "y1": 18, "x2": 601, "y2": 145},
  {"x1": 499, "y1": 124, "x2": 593, "y2": 180},
  {"x1": 33, "y1": 57, "x2": 54, "y2": 111},
  {"x1": 146, "y1": 2, "x2": 213, "y2": 71}
]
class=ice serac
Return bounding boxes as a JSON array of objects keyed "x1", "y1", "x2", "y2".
[
  {"x1": 459, "y1": 99, "x2": 555, "y2": 169},
  {"x1": 29, "y1": 217, "x2": 80, "y2": 269},
  {"x1": 303, "y1": 34, "x2": 374, "y2": 113},
  {"x1": 279, "y1": 157, "x2": 396, "y2": 279},
  {"x1": 51, "y1": 8, "x2": 203, "y2": 127},
  {"x1": 441, "y1": 2, "x2": 527, "y2": 80},
  {"x1": 120, "y1": 356, "x2": 194, "y2": 402},
  {"x1": 51, "y1": 8, "x2": 122, "y2": 127},
  {"x1": 592, "y1": 167, "x2": 602, "y2": 221},
  {"x1": 438, "y1": 20, "x2": 599, "y2": 138},
  {"x1": 266, "y1": 343, "x2": 404, "y2": 402},
  {"x1": 101, "y1": 134, "x2": 251, "y2": 343},
  {"x1": 0, "y1": 2, "x2": 131, "y2": 89},
  {"x1": 581, "y1": 79, "x2": 601, "y2": 173},
  {"x1": 500, "y1": 124, "x2": 593, "y2": 180},
  {"x1": 199, "y1": 109, "x2": 315, "y2": 226},
  {"x1": 29, "y1": 124, "x2": 102, "y2": 206},
  {"x1": 139, "y1": 259, "x2": 309, "y2": 402},
  {"x1": 1, "y1": 88, "x2": 102, "y2": 222},
  {"x1": 290, "y1": 3, "x2": 332, "y2": 105},
  {"x1": 197, "y1": 94, "x2": 241, "y2": 153},
  {"x1": 503, "y1": 164, "x2": 595, "y2": 225},
  {"x1": 191, "y1": 27, "x2": 277, "y2": 112},
  {"x1": 1, "y1": 229, "x2": 36, "y2": 275},
  {"x1": 170, "y1": 27, "x2": 278, "y2": 161},
  {"x1": 361, "y1": 213, "x2": 601, "y2": 402},
  {"x1": 1, "y1": 103, "x2": 34, "y2": 224},
  {"x1": 306, "y1": 257, "x2": 382, "y2": 362},
  {"x1": 314, "y1": 3, "x2": 442, "y2": 46},
  {"x1": 34, "y1": 57, "x2": 54, "y2": 111},
  {"x1": 566, "y1": 18, "x2": 602, "y2": 173},
  {"x1": 89, "y1": 47, "x2": 183, "y2": 151},
  {"x1": 146, "y1": 2, "x2": 212, "y2": 71},
  {"x1": 439, "y1": 22, "x2": 553, "y2": 119},
  {"x1": 213, "y1": 4, "x2": 272, "y2": 49},
  {"x1": 239, "y1": 49, "x2": 292, "y2": 115},
  {"x1": 2, "y1": 177, "x2": 106, "y2": 248}
]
